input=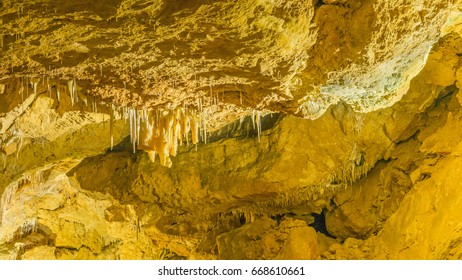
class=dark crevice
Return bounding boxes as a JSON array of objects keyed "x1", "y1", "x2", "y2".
[
  {"x1": 309, "y1": 210, "x2": 336, "y2": 238},
  {"x1": 270, "y1": 213, "x2": 285, "y2": 224},
  {"x1": 434, "y1": 84, "x2": 458, "y2": 108},
  {"x1": 314, "y1": 1, "x2": 325, "y2": 8},
  {"x1": 270, "y1": 212, "x2": 297, "y2": 225},
  {"x1": 239, "y1": 213, "x2": 246, "y2": 225},
  {"x1": 208, "y1": 113, "x2": 284, "y2": 143},
  {"x1": 106, "y1": 136, "x2": 136, "y2": 153}
]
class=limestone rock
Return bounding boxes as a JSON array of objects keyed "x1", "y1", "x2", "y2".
[
  {"x1": 217, "y1": 218, "x2": 319, "y2": 260},
  {"x1": 21, "y1": 246, "x2": 56, "y2": 260},
  {"x1": 0, "y1": 0, "x2": 462, "y2": 260},
  {"x1": 0, "y1": 0, "x2": 458, "y2": 121}
]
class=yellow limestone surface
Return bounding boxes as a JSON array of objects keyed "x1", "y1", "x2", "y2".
[{"x1": 0, "y1": 1, "x2": 462, "y2": 260}]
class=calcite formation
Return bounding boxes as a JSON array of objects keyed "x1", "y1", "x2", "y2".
[{"x1": 0, "y1": 0, "x2": 462, "y2": 259}]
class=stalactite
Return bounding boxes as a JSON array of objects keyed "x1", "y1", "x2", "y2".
[
  {"x1": 19, "y1": 81, "x2": 24, "y2": 104},
  {"x1": 79, "y1": 91, "x2": 88, "y2": 106},
  {"x1": 56, "y1": 87, "x2": 60, "y2": 103},
  {"x1": 191, "y1": 112, "x2": 199, "y2": 145},
  {"x1": 47, "y1": 83, "x2": 51, "y2": 98},
  {"x1": 15, "y1": 129, "x2": 23, "y2": 159},
  {"x1": 137, "y1": 109, "x2": 141, "y2": 146},
  {"x1": 3, "y1": 76, "x2": 267, "y2": 169},
  {"x1": 129, "y1": 108, "x2": 137, "y2": 153},
  {"x1": 30, "y1": 170, "x2": 44, "y2": 188},
  {"x1": 67, "y1": 79, "x2": 78, "y2": 106},
  {"x1": 202, "y1": 112, "x2": 207, "y2": 144},
  {"x1": 73, "y1": 79, "x2": 78, "y2": 104},
  {"x1": 32, "y1": 81, "x2": 37, "y2": 95},
  {"x1": 110, "y1": 105, "x2": 115, "y2": 150},
  {"x1": 0, "y1": 182, "x2": 18, "y2": 226},
  {"x1": 256, "y1": 111, "x2": 261, "y2": 143},
  {"x1": 130, "y1": 107, "x2": 201, "y2": 167},
  {"x1": 16, "y1": 218, "x2": 38, "y2": 240}
]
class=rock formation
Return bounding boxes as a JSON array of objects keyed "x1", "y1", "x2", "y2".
[{"x1": 0, "y1": 0, "x2": 462, "y2": 259}]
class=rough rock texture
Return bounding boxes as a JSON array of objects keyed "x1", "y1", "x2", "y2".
[
  {"x1": 1, "y1": 1, "x2": 462, "y2": 259},
  {"x1": 323, "y1": 25, "x2": 462, "y2": 260},
  {"x1": 1, "y1": 0, "x2": 460, "y2": 120},
  {"x1": 217, "y1": 218, "x2": 319, "y2": 260}
]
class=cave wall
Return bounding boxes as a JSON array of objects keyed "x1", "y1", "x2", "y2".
[{"x1": 0, "y1": 1, "x2": 462, "y2": 260}]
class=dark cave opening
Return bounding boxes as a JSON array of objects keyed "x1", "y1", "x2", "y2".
[{"x1": 309, "y1": 211, "x2": 335, "y2": 238}]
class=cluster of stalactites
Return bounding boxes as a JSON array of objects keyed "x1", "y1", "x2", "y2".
[
  {"x1": 116, "y1": 107, "x2": 200, "y2": 167},
  {"x1": 6, "y1": 76, "x2": 267, "y2": 167},
  {"x1": 14, "y1": 75, "x2": 93, "y2": 108}
]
